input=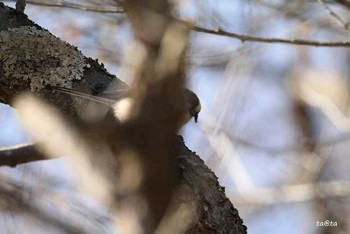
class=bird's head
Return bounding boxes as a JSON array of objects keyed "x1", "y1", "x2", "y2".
[{"x1": 185, "y1": 89, "x2": 201, "y2": 123}]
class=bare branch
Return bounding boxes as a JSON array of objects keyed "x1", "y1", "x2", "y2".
[
  {"x1": 6, "y1": 0, "x2": 124, "y2": 13},
  {"x1": 189, "y1": 24, "x2": 350, "y2": 47},
  {"x1": 115, "y1": 0, "x2": 190, "y2": 231},
  {"x1": 234, "y1": 132, "x2": 350, "y2": 154},
  {"x1": 318, "y1": 0, "x2": 349, "y2": 30},
  {"x1": 0, "y1": 143, "x2": 49, "y2": 167},
  {"x1": 232, "y1": 180, "x2": 350, "y2": 206},
  {"x1": 199, "y1": 114, "x2": 255, "y2": 195},
  {"x1": 0, "y1": 180, "x2": 88, "y2": 233},
  {"x1": 334, "y1": 0, "x2": 350, "y2": 11}
]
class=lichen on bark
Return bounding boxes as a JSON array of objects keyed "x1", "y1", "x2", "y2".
[{"x1": 0, "y1": 26, "x2": 90, "y2": 91}]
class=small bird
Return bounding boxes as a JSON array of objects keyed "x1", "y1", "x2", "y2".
[{"x1": 52, "y1": 86, "x2": 201, "y2": 125}]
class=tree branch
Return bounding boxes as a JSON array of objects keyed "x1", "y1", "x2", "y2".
[
  {"x1": 190, "y1": 24, "x2": 350, "y2": 47},
  {"x1": 5, "y1": 0, "x2": 124, "y2": 13},
  {"x1": 318, "y1": 0, "x2": 349, "y2": 30},
  {"x1": 334, "y1": 0, "x2": 350, "y2": 11},
  {"x1": 0, "y1": 143, "x2": 49, "y2": 167},
  {"x1": 232, "y1": 180, "x2": 350, "y2": 206},
  {"x1": 234, "y1": 132, "x2": 350, "y2": 154}
]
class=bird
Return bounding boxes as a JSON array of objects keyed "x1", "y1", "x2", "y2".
[{"x1": 52, "y1": 86, "x2": 201, "y2": 125}]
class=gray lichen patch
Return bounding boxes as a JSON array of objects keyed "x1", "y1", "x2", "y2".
[{"x1": 0, "y1": 26, "x2": 90, "y2": 91}]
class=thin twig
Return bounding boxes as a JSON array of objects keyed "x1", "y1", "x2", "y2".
[
  {"x1": 5, "y1": 0, "x2": 124, "y2": 13},
  {"x1": 6, "y1": 1, "x2": 350, "y2": 47},
  {"x1": 199, "y1": 113, "x2": 255, "y2": 195},
  {"x1": 0, "y1": 180, "x2": 87, "y2": 233},
  {"x1": 234, "y1": 132, "x2": 350, "y2": 154},
  {"x1": 189, "y1": 24, "x2": 350, "y2": 47},
  {"x1": 318, "y1": 0, "x2": 349, "y2": 30},
  {"x1": 334, "y1": 0, "x2": 350, "y2": 11},
  {"x1": 232, "y1": 179, "x2": 350, "y2": 206}
]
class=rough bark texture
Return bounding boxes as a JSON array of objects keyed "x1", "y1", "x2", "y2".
[
  {"x1": 0, "y1": 3, "x2": 247, "y2": 233},
  {"x1": 176, "y1": 141, "x2": 247, "y2": 233}
]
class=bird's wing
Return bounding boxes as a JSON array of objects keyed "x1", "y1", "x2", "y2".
[{"x1": 52, "y1": 87, "x2": 126, "y2": 105}]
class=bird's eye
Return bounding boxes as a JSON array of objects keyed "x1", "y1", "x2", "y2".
[{"x1": 194, "y1": 103, "x2": 201, "y2": 113}]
